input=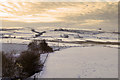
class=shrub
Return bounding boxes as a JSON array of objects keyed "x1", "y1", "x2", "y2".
[
  {"x1": 16, "y1": 51, "x2": 43, "y2": 77},
  {"x1": 38, "y1": 39, "x2": 53, "y2": 53},
  {"x1": 28, "y1": 39, "x2": 53, "y2": 54},
  {"x1": 2, "y1": 52, "x2": 15, "y2": 77},
  {"x1": 28, "y1": 40, "x2": 39, "y2": 52},
  {"x1": 2, "y1": 50, "x2": 43, "y2": 79},
  {"x1": 2, "y1": 40, "x2": 52, "y2": 79}
]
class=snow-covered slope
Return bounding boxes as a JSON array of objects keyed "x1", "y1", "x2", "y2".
[{"x1": 33, "y1": 46, "x2": 118, "y2": 78}]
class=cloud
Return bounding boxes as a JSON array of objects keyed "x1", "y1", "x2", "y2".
[
  {"x1": 0, "y1": 2, "x2": 118, "y2": 31},
  {"x1": 80, "y1": 19, "x2": 104, "y2": 26}
]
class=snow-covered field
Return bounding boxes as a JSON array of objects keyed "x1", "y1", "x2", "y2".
[
  {"x1": 0, "y1": 28, "x2": 119, "y2": 45},
  {"x1": 33, "y1": 46, "x2": 118, "y2": 78}
]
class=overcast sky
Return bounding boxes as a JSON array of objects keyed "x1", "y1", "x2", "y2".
[{"x1": 0, "y1": 2, "x2": 118, "y2": 31}]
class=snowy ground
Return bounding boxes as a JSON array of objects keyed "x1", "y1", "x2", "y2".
[
  {"x1": 33, "y1": 46, "x2": 118, "y2": 78},
  {"x1": 0, "y1": 42, "x2": 119, "y2": 78}
]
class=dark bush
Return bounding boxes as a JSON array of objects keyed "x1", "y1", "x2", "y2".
[
  {"x1": 28, "y1": 39, "x2": 53, "y2": 54},
  {"x1": 2, "y1": 39, "x2": 52, "y2": 79},
  {"x1": 2, "y1": 52, "x2": 15, "y2": 77},
  {"x1": 28, "y1": 40, "x2": 39, "y2": 52},
  {"x1": 38, "y1": 39, "x2": 53, "y2": 53},
  {"x1": 16, "y1": 51, "x2": 42, "y2": 77}
]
